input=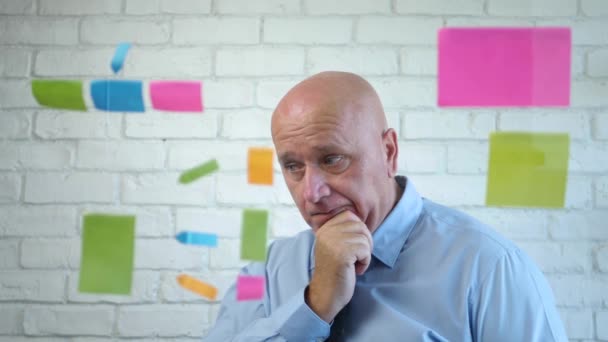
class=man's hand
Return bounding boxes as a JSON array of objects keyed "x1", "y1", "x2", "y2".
[{"x1": 305, "y1": 210, "x2": 373, "y2": 323}]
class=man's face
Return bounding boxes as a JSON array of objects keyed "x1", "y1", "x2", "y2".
[{"x1": 272, "y1": 109, "x2": 391, "y2": 233}]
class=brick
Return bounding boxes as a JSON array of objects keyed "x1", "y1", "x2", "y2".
[
  {"x1": 173, "y1": 18, "x2": 259, "y2": 45},
  {"x1": 209, "y1": 238, "x2": 246, "y2": 270},
  {"x1": 0, "y1": 205, "x2": 76, "y2": 237},
  {"x1": 34, "y1": 48, "x2": 112, "y2": 77},
  {"x1": 540, "y1": 19, "x2": 608, "y2": 45},
  {"x1": 0, "y1": 17, "x2": 78, "y2": 45},
  {"x1": 118, "y1": 305, "x2": 208, "y2": 337},
  {"x1": 582, "y1": 0, "x2": 608, "y2": 16},
  {"x1": 0, "y1": 271, "x2": 64, "y2": 302},
  {"x1": 588, "y1": 49, "x2": 608, "y2": 77},
  {"x1": 306, "y1": 0, "x2": 388, "y2": 13},
  {"x1": 81, "y1": 18, "x2": 170, "y2": 44},
  {"x1": 397, "y1": 0, "x2": 483, "y2": 15},
  {"x1": 598, "y1": 311, "x2": 608, "y2": 340},
  {"x1": 124, "y1": 0, "x2": 160, "y2": 14},
  {"x1": 264, "y1": 17, "x2": 352, "y2": 44},
  {"x1": 136, "y1": 239, "x2": 207, "y2": 270},
  {"x1": 39, "y1": 0, "x2": 121, "y2": 15},
  {"x1": 122, "y1": 173, "x2": 214, "y2": 206},
  {"x1": 0, "y1": 240, "x2": 19, "y2": 268},
  {"x1": 559, "y1": 309, "x2": 593, "y2": 339},
  {"x1": 24, "y1": 306, "x2": 114, "y2": 336},
  {"x1": 488, "y1": 0, "x2": 576, "y2": 16},
  {"x1": 20, "y1": 238, "x2": 79, "y2": 269},
  {"x1": 0, "y1": 0, "x2": 35, "y2": 14},
  {"x1": 216, "y1": 47, "x2": 305, "y2": 76},
  {"x1": 217, "y1": 0, "x2": 299, "y2": 14},
  {"x1": 0, "y1": 111, "x2": 31, "y2": 138},
  {"x1": 400, "y1": 48, "x2": 437, "y2": 75},
  {"x1": 549, "y1": 210, "x2": 608, "y2": 240},
  {"x1": 401, "y1": 110, "x2": 496, "y2": 139},
  {"x1": 548, "y1": 274, "x2": 608, "y2": 307},
  {"x1": 596, "y1": 245, "x2": 608, "y2": 273},
  {"x1": 569, "y1": 142, "x2": 608, "y2": 173},
  {"x1": 160, "y1": 270, "x2": 237, "y2": 302},
  {"x1": 595, "y1": 114, "x2": 608, "y2": 140},
  {"x1": 0, "y1": 80, "x2": 38, "y2": 108},
  {"x1": 407, "y1": 175, "x2": 486, "y2": 206},
  {"x1": 446, "y1": 142, "x2": 487, "y2": 174},
  {"x1": 35, "y1": 111, "x2": 121, "y2": 139},
  {"x1": 572, "y1": 81, "x2": 608, "y2": 107},
  {"x1": 126, "y1": 0, "x2": 212, "y2": 14},
  {"x1": 0, "y1": 305, "x2": 22, "y2": 334},
  {"x1": 357, "y1": 17, "x2": 442, "y2": 45},
  {"x1": 25, "y1": 172, "x2": 115, "y2": 204},
  {"x1": 386, "y1": 112, "x2": 401, "y2": 137},
  {"x1": 598, "y1": 176, "x2": 608, "y2": 208},
  {"x1": 571, "y1": 47, "x2": 585, "y2": 77},
  {"x1": 462, "y1": 208, "x2": 548, "y2": 240},
  {"x1": 221, "y1": 109, "x2": 272, "y2": 139},
  {"x1": 168, "y1": 140, "x2": 260, "y2": 171},
  {"x1": 308, "y1": 47, "x2": 398, "y2": 75},
  {"x1": 370, "y1": 79, "x2": 436, "y2": 107},
  {"x1": 0, "y1": 142, "x2": 74, "y2": 170},
  {"x1": 272, "y1": 207, "x2": 309, "y2": 238},
  {"x1": 122, "y1": 48, "x2": 212, "y2": 78},
  {"x1": 0, "y1": 173, "x2": 20, "y2": 203},
  {"x1": 78, "y1": 205, "x2": 173, "y2": 237},
  {"x1": 0, "y1": 338, "x2": 63, "y2": 342},
  {"x1": 68, "y1": 271, "x2": 159, "y2": 303},
  {"x1": 76, "y1": 141, "x2": 165, "y2": 171},
  {"x1": 125, "y1": 112, "x2": 216, "y2": 139},
  {"x1": 517, "y1": 241, "x2": 591, "y2": 274},
  {"x1": 0, "y1": 48, "x2": 30, "y2": 77},
  {"x1": 257, "y1": 80, "x2": 297, "y2": 109},
  {"x1": 446, "y1": 17, "x2": 534, "y2": 27},
  {"x1": 398, "y1": 142, "x2": 445, "y2": 173},
  {"x1": 216, "y1": 174, "x2": 290, "y2": 205},
  {"x1": 498, "y1": 110, "x2": 590, "y2": 140},
  {"x1": 176, "y1": 208, "x2": 242, "y2": 238},
  {"x1": 565, "y1": 176, "x2": 593, "y2": 209},
  {"x1": 203, "y1": 80, "x2": 255, "y2": 108}
]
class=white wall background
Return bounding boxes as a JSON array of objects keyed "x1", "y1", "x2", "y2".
[{"x1": 0, "y1": 0, "x2": 607, "y2": 340}]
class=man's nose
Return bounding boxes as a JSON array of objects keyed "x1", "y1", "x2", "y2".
[{"x1": 302, "y1": 167, "x2": 330, "y2": 203}]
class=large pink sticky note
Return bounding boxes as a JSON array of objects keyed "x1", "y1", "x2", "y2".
[
  {"x1": 149, "y1": 81, "x2": 203, "y2": 112},
  {"x1": 236, "y1": 275, "x2": 265, "y2": 301},
  {"x1": 438, "y1": 27, "x2": 571, "y2": 107}
]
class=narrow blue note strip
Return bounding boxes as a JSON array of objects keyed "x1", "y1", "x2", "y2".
[
  {"x1": 176, "y1": 231, "x2": 218, "y2": 247},
  {"x1": 111, "y1": 42, "x2": 131, "y2": 74},
  {"x1": 90, "y1": 80, "x2": 145, "y2": 112}
]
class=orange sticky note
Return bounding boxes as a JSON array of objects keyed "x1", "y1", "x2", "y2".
[
  {"x1": 248, "y1": 147, "x2": 273, "y2": 185},
  {"x1": 177, "y1": 274, "x2": 218, "y2": 300}
]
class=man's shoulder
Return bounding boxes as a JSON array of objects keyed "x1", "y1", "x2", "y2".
[{"x1": 266, "y1": 229, "x2": 315, "y2": 266}]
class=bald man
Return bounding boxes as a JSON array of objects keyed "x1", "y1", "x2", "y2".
[{"x1": 204, "y1": 72, "x2": 567, "y2": 341}]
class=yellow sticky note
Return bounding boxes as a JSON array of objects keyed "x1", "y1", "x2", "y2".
[
  {"x1": 177, "y1": 274, "x2": 218, "y2": 300},
  {"x1": 248, "y1": 147, "x2": 273, "y2": 185}
]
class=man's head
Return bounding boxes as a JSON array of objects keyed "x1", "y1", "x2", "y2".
[{"x1": 271, "y1": 71, "x2": 400, "y2": 234}]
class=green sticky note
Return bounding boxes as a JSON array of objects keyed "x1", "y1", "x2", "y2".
[
  {"x1": 486, "y1": 132, "x2": 570, "y2": 208},
  {"x1": 79, "y1": 214, "x2": 135, "y2": 294},
  {"x1": 31, "y1": 79, "x2": 87, "y2": 111},
  {"x1": 240, "y1": 209, "x2": 268, "y2": 262},
  {"x1": 179, "y1": 159, "x2": 219, "y2": 184}
]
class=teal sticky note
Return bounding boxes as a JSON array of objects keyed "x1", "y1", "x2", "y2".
[{"x1": 240, "y1": 209, "x2": 268, "y2": 262}]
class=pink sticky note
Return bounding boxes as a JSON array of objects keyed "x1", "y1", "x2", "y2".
[
  {"x1": 438, "y1": 27, "x2": 571, "y2": 107},
  {"x1": 236, "y1": 275, "x2": 265, "y2": 301},
  {"x1": 149, "y1": 81, "x2": 203, "y2": 112}
]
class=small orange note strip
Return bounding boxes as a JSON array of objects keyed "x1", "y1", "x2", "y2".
[
  {"x1": 248, "y1": 147, "x2": 273, "y2": 185},
  {"x1": 177, "y1": 274, "x2": 218, "y2": 300}
]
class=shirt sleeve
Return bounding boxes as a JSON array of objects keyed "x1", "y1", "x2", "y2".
[
  {"x1": 472, "y1": 248, "x2": 568, "y2": 342},
  {"x1": 203, "y1": 263, "x2": 331, "y2": 342}
]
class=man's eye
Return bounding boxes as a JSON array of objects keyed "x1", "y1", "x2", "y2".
[
  {"x1": 324, "y1": 155, "x2": 344, "y2": 166},
  {"x1": 284, "y1": 163, "x2": 302, "y2": 173}
]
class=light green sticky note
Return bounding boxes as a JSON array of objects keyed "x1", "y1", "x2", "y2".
[
  {"x1": 79, "y1": 214, "x2": 135, "y2": 294},
  {"x1": 240, "y1": 209, "x2": 268, "y2": 262},
  {"x1": 179, "y1": 159, "x2": 219, "y2": 184},
  {"x1": 31, "y1": 79, "x2": 87, "y2": 111},
  {"x1": 486, "y1": 132, "x2": 570, "y2": 208}
]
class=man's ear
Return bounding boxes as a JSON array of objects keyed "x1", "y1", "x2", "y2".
[{"x1": 382, "y1": 128, "x2": 399, "y2": 178}]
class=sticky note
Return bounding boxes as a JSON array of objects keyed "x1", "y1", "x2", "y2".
[
  {"x1": 90, "y1": 80, "x2": 145, "y2": 112},
  {"x1": 236, "y1": 275, "x2": 265, "y2": 301},
  {"x1": 438, "y1": 27, "x2": 571, "y2": 107},
  {"x1": 150, "y1": 81, "x2": 203, "y2": 112},
  {"x1": 179, "y1": 159, "x2": 219, "y2": 184},
  {"x1": 177, "y1": 274, "x2": 218, "y2": 300},
  {"x1": 176, "y1": 231, "x2": 218, "y2": 247},
  {"x1": 111, "y1": 42, "x2": 131, "y2": 74},
  {"x1": 79, "y1": 214, "x2": 135, "y2": 294},
  {"x1": 248, "y1": 147, "x2": 273, "y2": 185},
  {"x1": 240, "y1": 209, "x2": 268, "y2": 262},
  {"x1": 486, "y1": 132, "x2": 570, "y2": 208},
  {"x1": 31, "y1": 79, "x2": 87, "y2": 111}
]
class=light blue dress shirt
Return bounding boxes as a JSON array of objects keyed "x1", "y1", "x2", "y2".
[{"x1": 204, "y1": 176, "x2": 568, "y2": 341}]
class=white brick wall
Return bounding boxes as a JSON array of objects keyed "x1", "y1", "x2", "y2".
[{"x1": 1, "y1": 0, "x2": 606, "y2": 340}]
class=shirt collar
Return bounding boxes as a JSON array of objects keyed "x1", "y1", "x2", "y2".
[{"x1": 309, "y1": 176, "x2": 424, "y2": 271}]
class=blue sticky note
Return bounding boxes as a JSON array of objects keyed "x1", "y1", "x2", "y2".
[
  {"x1": 90, "y1": 80, "x2": 144, "y2": 112},
  {"x1": 111, "y1": 42, "x2": 131, "y2": 74},
  {"x1": 176, "y1": 231, "x2": 218, "y2": 247}
]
